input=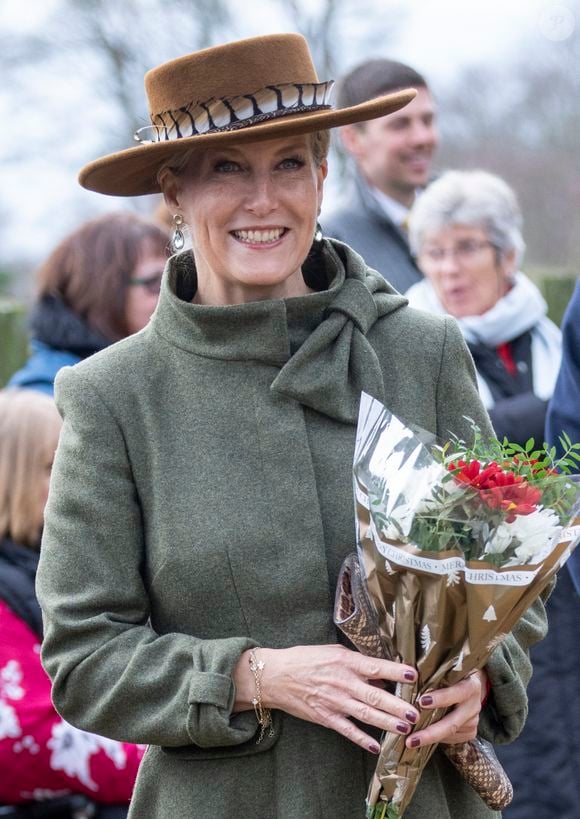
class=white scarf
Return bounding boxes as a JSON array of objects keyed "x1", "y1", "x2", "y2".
[{"x1": 406, "y1": 272, "x2": 562, "y2": 408}]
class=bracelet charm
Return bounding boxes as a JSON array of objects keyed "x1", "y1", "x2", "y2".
[{"x1": 248, "y1": 648, "x2": 275, "y2": 744}]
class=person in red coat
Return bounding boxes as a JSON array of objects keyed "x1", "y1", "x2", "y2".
[{"x1": 0, "y1": 388, "x2": 144, "y2": 817}]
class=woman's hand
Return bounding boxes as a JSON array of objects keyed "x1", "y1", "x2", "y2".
[
  {"x1": 233, "y1": 645, "x2": 419, "y2": 754},
  {"x1": 405, "y1": 670, "x2": 488, "y2": 750}
]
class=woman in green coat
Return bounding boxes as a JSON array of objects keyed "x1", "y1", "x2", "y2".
[{"x1": 37, "y1": 34, "x2": 547, "y2": 819}]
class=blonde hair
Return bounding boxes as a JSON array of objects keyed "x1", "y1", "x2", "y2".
[
  {"x1": 157, "y1": 129, "x2": 331, "y2": 190},
  {"x1": 0, "y1": 389, "x2": 62, "y2": 547}
]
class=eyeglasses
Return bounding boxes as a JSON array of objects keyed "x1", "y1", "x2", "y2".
[
  {"x1": 420, "y1": 239, "x2": 497, "y2": 265},
  {"x1": 128, "y1": 273, "x2": 163, "y2": 294}
]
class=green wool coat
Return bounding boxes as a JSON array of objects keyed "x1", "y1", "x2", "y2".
[{"x1": 37, "y1": 241, "x2": 547, "y2": 819}]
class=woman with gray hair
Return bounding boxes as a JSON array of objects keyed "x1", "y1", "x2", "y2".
[{"x1": 407, "y1": 170, "x2": 561, "y2": 446}]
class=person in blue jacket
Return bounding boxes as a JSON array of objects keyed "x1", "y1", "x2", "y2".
[
  {"x1": 496, "y1": 279, "x2": 580, "y2": 819},
  {"x1": 9, "y1": 212, "x2": 168, "y2": 395},
  {"x1": 546, "y1": 279, "x2": 580, "y2": 591}
]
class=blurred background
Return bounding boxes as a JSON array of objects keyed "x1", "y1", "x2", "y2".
[{"x1": 1, "y1": 0, "x2": 578, "y2": 383}]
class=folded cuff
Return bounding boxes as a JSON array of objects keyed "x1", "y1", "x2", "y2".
[{"x1": 186, "y1": 636, "x2": 258, "y2": 748}]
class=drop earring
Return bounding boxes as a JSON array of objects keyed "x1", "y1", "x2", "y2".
[
  {"x1": 171, "y1": 213, "x2": 185, "y2": 252},
  {"x1": 309, "y1": 221, "x2": 323, "y2": 256}
]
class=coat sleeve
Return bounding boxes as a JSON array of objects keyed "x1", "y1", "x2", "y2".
[
  {"x1": 37, "y1": 366, "x2": 259, "y2": 750},
  {"x1": 434, "y1": 317, "x2": 549, "y2": 745}
]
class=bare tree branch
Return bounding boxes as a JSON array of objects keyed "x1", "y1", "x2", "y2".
[{"x1": 439, "y1": 9, "x2": 580, "y2": 269}]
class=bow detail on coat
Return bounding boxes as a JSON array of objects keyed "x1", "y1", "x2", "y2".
[{"x1": 272, "y1": 263, "x2": 407, "y2": 424}]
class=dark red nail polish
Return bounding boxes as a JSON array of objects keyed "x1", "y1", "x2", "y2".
[
  {"x1": 409, "y1": 737, "x2": 421, "y2": 748},
  {"x1": 369, "y1": 742, "x2": 381, "y2": 755},
  {"x1": 396, "y1": 722, "x2": 410, "y2": 735},
  {"x1": 404, "y1": 671, "x2": 416, "y2": 682},
  {"x1": 420, "y1": 695, "x2": 433, "y2": 707},
  {"x1": 406, "y1": 711, "x2": 418, "y2": 724}
]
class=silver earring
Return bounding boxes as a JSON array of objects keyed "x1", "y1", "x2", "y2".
[{"x1": 171, "y1": 213, "x2": 185, "y2": 252}]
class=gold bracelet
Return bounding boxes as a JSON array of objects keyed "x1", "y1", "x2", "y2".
[{"x1": 248, "y1": 648, "x2": 274, "y2": 744}]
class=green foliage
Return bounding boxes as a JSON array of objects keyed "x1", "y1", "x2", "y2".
[
  {"x1": 0, "y1": 269, "x2": 12, "y2": 295},
  {"x1": 540, "y1": 275, "x2": 577, "y2": 327},
  {"x1": 368, "y1": 419, "x2": 580, "y2": 566},
  {"x1": 447, "y1": 422, "x2": 580, "y2": 480},
  {"x1": 367, "y1": 802, "x2": 400, "y2": 819},
  {"x1": 0, "y1": 301, "x2": 28, "y2": 387}
]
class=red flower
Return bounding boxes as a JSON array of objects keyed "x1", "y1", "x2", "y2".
[
  {"x1": 448, "y1": 459, "x2": 503, "y2": 489},
  {"x1": 448, "y1": 459, "x2": 541, "y2": 522}
]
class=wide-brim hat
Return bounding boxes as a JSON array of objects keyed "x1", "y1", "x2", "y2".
[{"x1": 79, "y1": 33, "x2": 416, "y2": 197}]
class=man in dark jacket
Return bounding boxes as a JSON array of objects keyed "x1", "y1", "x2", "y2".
[
  {"x1": 322, "y1": 59, "x2": 438, "y2": 292},
  {"x1": 494, "y1": 281, "x2": 580, "y2": 819},
  {"x1": 546, "y1": 280, "x2": 580, "y2": 460},
  {"x1": 546, "y1": 279, "x2": 580, "y2": 592}
]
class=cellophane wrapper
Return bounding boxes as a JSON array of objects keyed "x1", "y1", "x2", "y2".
[{"x1": 354, "y1": 393, "x2": 580, "y2": 818}]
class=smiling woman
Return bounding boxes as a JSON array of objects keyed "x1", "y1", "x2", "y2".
[
  {"x1": 158, "y1": 136, "x2": 328, "y2": 304},
  {"x1": 36, "y1": 33, "x2": 549, "y2": 819},
  {"x1": 407, "y1": 169, "x2": 562, "y2": 446}
]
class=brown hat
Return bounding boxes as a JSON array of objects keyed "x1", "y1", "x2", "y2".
[{"x1": 79, "y1": 33, "x2": 416, "y2": 197}]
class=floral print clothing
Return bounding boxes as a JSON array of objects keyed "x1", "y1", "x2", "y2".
[{"x1": 0, "y1": 600, "x2": 145, "y2": 805}]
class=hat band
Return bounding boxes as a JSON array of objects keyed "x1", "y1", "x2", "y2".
[{"x1": 134, "y1": 80, "x2": 334, "y2": 144}]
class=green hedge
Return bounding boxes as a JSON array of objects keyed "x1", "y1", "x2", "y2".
[
  {"x1": 0, "y1": 300, "x2": 28, "y2": 387},
  {"x1": 0, "y1": 275, "x2": 576, "y2": 391},
  {"x1": 541, "y1": 276, "x2": 577, "y2": 327}
]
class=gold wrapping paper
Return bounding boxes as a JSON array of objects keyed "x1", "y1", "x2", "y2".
[
  {"x1": 351, "y1": 393, "x2": 580, "y2": 816},
  {"x1": 357, "y1": 480, "x2": 580, "y2": 815},
  {"x1": 333, "y1": 553, "x2": 513, "y2": 813}
]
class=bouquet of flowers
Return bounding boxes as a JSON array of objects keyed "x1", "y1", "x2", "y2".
[{"x1": 336, "y1": 393, "x2": 580, "y2": 819}]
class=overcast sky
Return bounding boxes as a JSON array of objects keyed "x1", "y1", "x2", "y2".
[
  {"x1": 1, "y1": 0, "x2": 576, "y2": 270},
  {"x1": 7, "y1": 0, "x2": 570, "y2": 78}
]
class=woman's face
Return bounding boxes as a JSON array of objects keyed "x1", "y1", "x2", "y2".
[
  {"x1": 164, "y1": 135, "x2": 327, "y2": 305},
  {"x1": 124, "y1": 244, "x2": 166, "y2": 334},
  {"x1": 417, "y1": 224, "x2": 516, "y2": 318}
]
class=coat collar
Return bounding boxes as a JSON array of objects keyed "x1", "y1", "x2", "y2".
[
  {"x1": 151, "y1": 239, "x2": 407, "y2": 423},
  {"x1": 353, "y1": 171, "x2": 409, "y2": 242}
]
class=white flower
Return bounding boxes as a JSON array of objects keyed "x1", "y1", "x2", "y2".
[
  {"x1": 485, "y1": 524, "x2": 514, "y2": 555},
  {"x1": 510, "y1": 508, "x2": 562, "y2": 563},
  {"x1": 484, "y1": 509, "x2": 562, "y2": 564},
  {"x1": 48, "y1": 720, "x2": 128, "y2": 791},
  {"x1": 48, "y1": 721, "x2": 100, "y2": 791},
  {"x1": 0, "y1": 659, "x2": 25, "y2": 700},
  {"x1": 94, "y1": 734, "x2": 127, "y2": 769},
  {"x1": 0, "y1": 699, "x2": 21, "y2": 739},
  {"x1": 14, "y1": 734, "x2": 40, "y2": 754}
]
